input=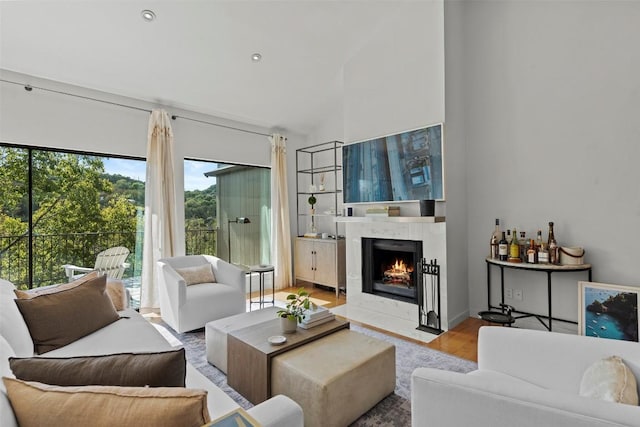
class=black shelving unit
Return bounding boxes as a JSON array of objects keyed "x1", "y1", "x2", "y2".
[{"x1": 295, "y1": 141, "x2": 344, "y2": 238}]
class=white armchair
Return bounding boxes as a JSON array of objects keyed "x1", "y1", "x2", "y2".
[
  {"x1": 157, "y1": 255, "x2": 246, "y2": 333},
  {"x1": 412, "y1": 326, "x2": 640, "y2": 427}
]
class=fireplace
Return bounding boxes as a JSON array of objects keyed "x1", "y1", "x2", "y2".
[{"x1": 362, "y1": 237, "x2": 423, "y2": 304}]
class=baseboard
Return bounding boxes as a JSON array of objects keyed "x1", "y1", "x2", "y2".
[{"x1": 447, "y1": 309, "x2": 470, "y2": 330}]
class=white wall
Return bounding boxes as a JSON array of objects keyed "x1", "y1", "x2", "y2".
[
  {"x1": 0, "y1": 69, "x2": 306, "y2": 257},
  {"x1": 452, "y1": 1, "x2": 640, "y2": 330},
  {"x1": 442, "y1": 0, "x2": 470, "y2": 327},
  {"x1": 342, "y1": 2, "x2": 444, "y2": 145}
]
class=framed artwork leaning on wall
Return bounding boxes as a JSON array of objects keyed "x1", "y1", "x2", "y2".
[{"x1": 578, "y1": 281, "x2": 639, "y2": 342}]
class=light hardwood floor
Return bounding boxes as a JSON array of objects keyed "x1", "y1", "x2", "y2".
[{"x1": 267, "y1": 283, "x2": 487, "y2": 363}]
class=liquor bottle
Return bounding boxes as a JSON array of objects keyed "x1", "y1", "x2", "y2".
[
  {"x1": 547, "y1": 221, "x2": 559, "y2": 264},
  {"x1": 536, "y1": 229, "x2": 549, "y2": 263},
  {"x1": 519, "y1": 231, "x2": 527, "y2": 261},
  {"x1": 489, "y1": 218, "x2": 501, "y2": 259},
  {"x1": 526, "y1": 239, "x2": 538, "y2": 264},
  {"x1": 508, "y1": 228, "x2": 521, "y2": 263},
  {"x1": 535, "y1": 230, "x2": 543, "y2": 249},
  {"x1": 498, "y1": 232, "x2": 508, "y2": 261}
]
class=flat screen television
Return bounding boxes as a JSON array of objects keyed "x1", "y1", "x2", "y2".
[{"x1": 342, "y1": 123, "x2": 443, "y2": 203}]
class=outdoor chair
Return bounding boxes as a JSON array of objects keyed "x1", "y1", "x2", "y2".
[{"x1": 62, "y1": 246, "x2": 131, "y2": 282}]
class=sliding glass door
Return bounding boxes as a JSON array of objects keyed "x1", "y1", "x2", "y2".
[
  {"x1": 187, "y1": 159, "x2": 271, "y2": 267},
  {"x1": 0, "y1": 144, "x2": 144, "y2": 303}
]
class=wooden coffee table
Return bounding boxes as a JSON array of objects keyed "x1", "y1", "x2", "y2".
[{"x1": 227, "y1": 317, "x2": 349, "y2": 404}]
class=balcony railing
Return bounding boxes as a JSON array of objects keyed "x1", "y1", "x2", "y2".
[{"x1": 0, "y1": 229, "x2": 217, "y2": 292}]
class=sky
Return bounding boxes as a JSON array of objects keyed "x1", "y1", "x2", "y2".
[{"x1": 102, "y1": 158, "x2": 217, "y2": 191}]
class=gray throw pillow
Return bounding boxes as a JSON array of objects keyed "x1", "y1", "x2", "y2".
[{"x1": 174, "y1": 264, "x2": 216, "y2": 286}]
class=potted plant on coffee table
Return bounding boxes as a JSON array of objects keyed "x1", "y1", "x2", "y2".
[{"x1": 277, "y1": 288, "x2": 314, "y2": 333}]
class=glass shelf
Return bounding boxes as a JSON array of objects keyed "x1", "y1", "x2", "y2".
[{"x1": 298, "y1": 165, "x2": 342, "y2": 174}]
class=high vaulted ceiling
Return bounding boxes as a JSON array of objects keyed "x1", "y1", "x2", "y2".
[{"x1": 0, "y1": 1, "x2": 412, "y2": 135}]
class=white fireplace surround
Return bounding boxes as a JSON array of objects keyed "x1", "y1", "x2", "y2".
[{"x1": 334, "y1": 216, "x2": 447, "y2": 343}]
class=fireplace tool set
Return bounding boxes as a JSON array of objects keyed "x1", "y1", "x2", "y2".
[{"x1": 417, "y1": 258, "x2": 442, "y2": 335}]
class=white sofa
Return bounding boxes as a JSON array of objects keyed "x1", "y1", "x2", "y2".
[
  {"x1": 157, "y1": 255, "x2": 246, "y2": 333},
  {"x1": 0, "y1": 278, "x2": 303, "y2": 427},
  {"x1": 412, "y1": 326, "x2": 640, "y2": 427}
]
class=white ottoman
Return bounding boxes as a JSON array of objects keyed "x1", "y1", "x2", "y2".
[
  {"x1": 271, "y1": 329, "x2": 396, "y2": 427},
  {"x1": 205, "y1": 306, "x2": 280, "y2": 373}
]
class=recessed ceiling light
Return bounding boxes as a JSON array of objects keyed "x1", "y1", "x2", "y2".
[
  {"x1": 251, "y1": 53, "x2": 262, "y2": 62},
  {"x1": 141, "y1": 10, "x2": 156, "y2": 22}
]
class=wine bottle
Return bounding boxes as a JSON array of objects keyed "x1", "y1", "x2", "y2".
[
  {"x1": 526, "y1": 239, "x2": 538, "y2": 264},
  {"x1": 547, "y1": 222, "x2": 559, "y2": 264},
  {"x1": 489, "y1": 218, "x2": 500, "y2": 259},
  {"x1": 508, "y1": 228, "x2": 521, "y2": 263},
  {"x1": 498, "y1": 232, "x2": 508, "y2": 261}
]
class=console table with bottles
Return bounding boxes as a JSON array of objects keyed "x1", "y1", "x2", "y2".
[{"x1": 485, "y1": 257, "x2": 592, "y2": 331}]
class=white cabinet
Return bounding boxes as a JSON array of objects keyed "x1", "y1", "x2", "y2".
[{"x1": 295, "y1": 237, "x2": 345, "y2": 296}]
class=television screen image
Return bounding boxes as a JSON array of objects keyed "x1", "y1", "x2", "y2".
[{"x1": 343, "y1": 124, "x2": 443, "y2": 203}]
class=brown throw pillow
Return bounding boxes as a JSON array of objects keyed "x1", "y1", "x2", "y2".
[
  {"x1": 14, "y1": 274, "x2": 120, "y2": 354},
  {"x1": 14, "y1": 273, "x2": 127, "y2": 311},
  {"x1": 174, "y1": 264, "x2": 216, "y2": 286},
  {"x1": 3, "y1": 377, "x2": 210, "y2": 427},
  {"x1": 13, "y1": 271, "x2": 100, "y2": 299},
  {"x1": 9, "y1": 348, "x2": 186, "y2": 387}
]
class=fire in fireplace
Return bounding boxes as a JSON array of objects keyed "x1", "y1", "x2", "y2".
[
  {"x1": 362, "y1": 237, "x2": 423, "y2": 304},
  {"x1": 383, "y1": 258, "x2": 414, "y2": 286}
]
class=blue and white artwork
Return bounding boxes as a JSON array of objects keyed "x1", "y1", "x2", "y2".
[{"x1": 580, "y1": 283, "x2": 638, "y2": 342}]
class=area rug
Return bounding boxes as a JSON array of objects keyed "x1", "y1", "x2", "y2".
[{"x1": 154, "y1": 321, "x2": 477, "y2": 426}]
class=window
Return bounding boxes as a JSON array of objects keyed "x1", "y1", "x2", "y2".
[
  {"x1": 185, "y1": 159, "x2": 270, "y2": 267},
  {"x1": 0, "y1": 144, "x2": 145, "y2": 307}
]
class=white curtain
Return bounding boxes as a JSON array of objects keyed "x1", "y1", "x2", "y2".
[
  {"x1": 141, "y1": 109, "x2": 178, "y2": 309},
  {"x1": 270, "y1": 133, "x2": 292, "y2": 290}
]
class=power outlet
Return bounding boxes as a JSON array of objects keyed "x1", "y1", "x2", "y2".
[
  {"x1": 514, "y1": 289, "x2": 523, "y2": 301},
  {"x1": 505, "y1": 288, "x2": 513, "y2": 299}
]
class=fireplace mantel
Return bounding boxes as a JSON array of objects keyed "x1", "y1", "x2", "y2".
[
  {"x1": 336, "y1": 216, "x2": 445, "y2": 224},
  {"x1": 333, "y1": 217, "x2": 447, "y2": 343}
]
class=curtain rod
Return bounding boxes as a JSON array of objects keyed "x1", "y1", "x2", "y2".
[
  {"x1": 0, "y1": 78, "x2": 152, "y2": 114},
  {"x1": 170, "y1": 114, "x2": 271, "y2": 137},
  {"x1": 1, "y1": 78, "x2": 273, "y2": 138}
]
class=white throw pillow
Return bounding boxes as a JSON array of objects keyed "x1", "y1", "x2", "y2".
[
  {"x1": 174, "y1": 264, "x2": 216, "y2": 286},
  {"x1": 0, "y1": 335, "x2": 17, "y2": 387},
  {"x1": 579, "y1": 355, "x2": 639, "y2": 405},
  {"x1": 0, "y1": 335, "x2": 18, "y2": 427},
  {"x1": 0, "y1": 281, "x2": 34, "y2": 357}
]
